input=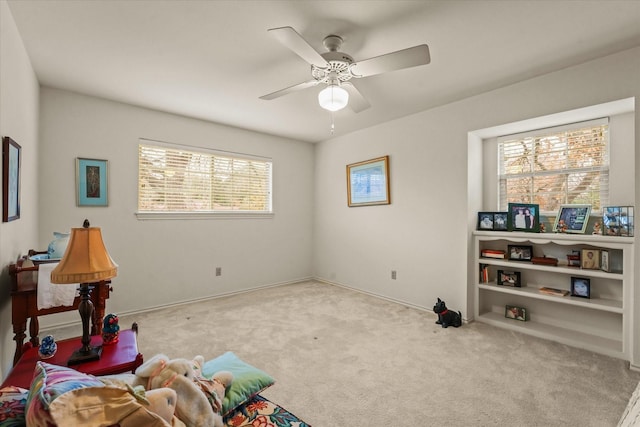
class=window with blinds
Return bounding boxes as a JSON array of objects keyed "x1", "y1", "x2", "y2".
[
  {"x1": 498, "y1": 118, "x2": 609, "y2": 214},
  {"x1": 138, "y1": 141, "x2": 272, "y2": 215}
]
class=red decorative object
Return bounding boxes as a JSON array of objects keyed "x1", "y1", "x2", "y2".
[{"x1": 1, "y1": 327, "x2": 142, "y2": 390}]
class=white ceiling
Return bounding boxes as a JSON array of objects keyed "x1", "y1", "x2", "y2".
[{"x1": 6, "y1": 0, "x2": 640, "y2": 143}]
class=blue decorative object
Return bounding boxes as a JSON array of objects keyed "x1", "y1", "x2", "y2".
[
  {"x1": 102, "y1": 313, "x2": 120, "y2": 345},
  {"x1": 38, "y1": 335, "x2": 57, "y2": 359},
  {"x1": 47, "y1": 232, "x2": 70, "y2": 259}
]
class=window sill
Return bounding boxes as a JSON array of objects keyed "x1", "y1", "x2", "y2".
[{"x1": 135, "y1": 211, "x2": 274, "y2": 220}]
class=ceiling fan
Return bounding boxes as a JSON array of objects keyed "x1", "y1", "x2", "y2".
[{"x1": 260, "y1": 26, "x2": 431, "y2": 113}]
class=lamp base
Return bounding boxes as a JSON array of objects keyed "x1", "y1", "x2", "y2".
[{"x1": 67, "y1": 345, "x2": 102, "y2": 365}]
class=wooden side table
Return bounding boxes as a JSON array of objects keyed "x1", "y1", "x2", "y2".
[
  {"x1": 9, "y1": 252, "x2": 112, "y2": 365},
  {"x1": 0, "y1": 327, "x2": 143, "y2": 389}
]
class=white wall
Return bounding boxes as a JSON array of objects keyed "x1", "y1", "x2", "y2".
[
  {"x1": 36, "y1": 88, "x2": 315, "y2": 325},
  {"x1": 0, "y1": 0, "x2": 40, "y2": 378},
  {"x1": 314, "y1": 47, "x2": 640, "y2": 322}
]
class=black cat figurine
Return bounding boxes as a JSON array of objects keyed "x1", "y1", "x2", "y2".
[{"x1": 433, "y1": 297, "x2": 462, "y2": 328}]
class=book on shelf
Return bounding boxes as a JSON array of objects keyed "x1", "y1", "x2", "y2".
[
  {"x1": 479, "y1": 264, "x2": 489, "y2": 283},
  {"x1": 539, "y1": 287, "x2": 570, "y2": 297},
  {"x1": 481, "y1": 249, "x2": 506, "y2": 259}
]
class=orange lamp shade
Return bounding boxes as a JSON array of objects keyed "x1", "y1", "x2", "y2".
[{"x1": 50, "y1": 226, "x2": 118, "y2": 284}]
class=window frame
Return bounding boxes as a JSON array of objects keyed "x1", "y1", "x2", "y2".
[
  {"x1": 497, "y1": 117, "x2": 610, "y2": 215},
  {"x1": 136, "y1": 139, "x2": 274, "y2": 220}
]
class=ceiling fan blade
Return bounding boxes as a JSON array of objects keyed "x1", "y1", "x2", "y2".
[
  {"x1": 260, "y1": 80, "x2": 319, "y2": 100},
  {"x1": 342, "y1": 82, "x2": 371, "y2": 113},
  {"x1": 351, "y1": 44, "x2": 430, "y2": 77},
  {"x1": 267, "y1": 26, "x2": 328, "y2": 68}
]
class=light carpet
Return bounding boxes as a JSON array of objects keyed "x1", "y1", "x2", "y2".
[{"x1": 48, "y1": 280, "x2": 640, "y2": 426}]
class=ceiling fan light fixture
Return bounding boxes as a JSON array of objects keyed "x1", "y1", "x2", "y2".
[{"x1": 318, "y1": 84, "x2": 349, "y2": 111}]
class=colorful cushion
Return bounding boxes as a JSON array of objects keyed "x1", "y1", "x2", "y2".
[
  {"x1": 0, "y1": 386, "x2": 28, "y2": 427},
  {"x1": 25, "y1": 362, "x2": 103, "y2": 427},
  {"x1": 224, "y1": 394, "x2": 311, "y2": 427},
  {"x1": 202, "y1": 352, "x2": 275, "y2": 416}
]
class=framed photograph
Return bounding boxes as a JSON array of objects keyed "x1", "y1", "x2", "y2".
[
  {"x1": 553, "y1": 204, "x2": 591, "y2": 233},
  {"x1": 571, "y1": 277, "x2": 591, "y2": 298},
  {"x1": 497, "y1": 270, "x2": 522, "y2": 287},
  {"x1": 76, "y1": 158, "x2": 109, "y2": 206},
  {"x1": 477, "y1": 212, "x2": 494, "y2": 230},
  {"x1": 493, "y1": 212, "x2": 508, "y2": 230},
  {"x1": 347, "y1": 156, "x2": 390, "y2": 207},
  {"x1": 603, "y1": 206, "x2": 634, "y2": 237},
  {"x1": 477, "y1": 212, "x2": 508, "y2": 231},
  {"x1": 2, "y1": 136, "x2": 21, "y2": 222},
  {"x1": 508, "y1": 245, "x2": 533, "y2": 261},
  {"x1": 507, "y1": 203, "x2": 540, "y2": 232},
  {"x1": 600, "y1": 250, "x2": 610, "y2": 272},
  {"x1": 505, "y1": 305, "x2": 527, "y2": 321},
  {"x1": 581, "y1": 249, "x2": 600, "y2": 270}
]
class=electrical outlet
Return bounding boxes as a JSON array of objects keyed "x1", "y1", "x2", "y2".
[
  {"x1": 215, "y1": 267, "x2": 222, "y2": 277},
  {"x1": 391, "y1": 270, "x2": 397, "y2": 280}
]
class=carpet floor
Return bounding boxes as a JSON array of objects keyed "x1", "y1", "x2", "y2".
[{"x1": 48, "y1": 280, "x2": 640, "y2": 426}]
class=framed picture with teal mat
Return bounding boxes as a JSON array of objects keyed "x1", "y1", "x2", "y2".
[{"x1": 76, "y1": 158, "x2": 108, "y2": 206}]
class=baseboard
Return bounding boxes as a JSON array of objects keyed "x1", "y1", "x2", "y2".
[{"x1": 313, "y1": 277, "x2": 470, "y2": 323}]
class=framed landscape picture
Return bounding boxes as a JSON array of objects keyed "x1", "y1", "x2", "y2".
[
  {"x1": 347, "y1": 156, "x2": 390, "y2": 207},
  {"x1": 76, "y1": 158, "x2": 109, "y2": 206}
]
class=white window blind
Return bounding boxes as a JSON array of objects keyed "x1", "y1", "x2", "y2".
[
  {"x1": 138, "y1": 140, "x2": 272, "y2": 215},
  {"x1": 498, "y1": 118, "x2": 609, "y2": 213}
]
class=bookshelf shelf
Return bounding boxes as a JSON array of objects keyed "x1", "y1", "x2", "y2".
[
  {"x1": 478, "y1": 282, "x2": 623, "y2": 313},
  {"x1": 476, "y1": 312, "x2": 623, "y2": 359},
  {"x1": 473, "y1": 231, "x2": 634, "y2": 365}
]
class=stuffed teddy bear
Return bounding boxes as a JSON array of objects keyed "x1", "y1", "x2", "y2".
[{"x1": 132, "y1": 354, "x2": 232, "y2": 427}]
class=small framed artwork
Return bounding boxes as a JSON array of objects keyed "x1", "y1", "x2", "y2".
[
  {"x1": 497, "y1": 270, "x2": 522, "y2": 287},
  {"x1": 347, "y1": 156, "x2": 390, "y2": 207},
  {"x1": 505, "y1": 305, "x2": 527, "y2": 321},
  {"x1": 600, "y1": 250, "x2": 610, "y2": 272},
  {"x1": 553, "y1": 204, "x2": 591, "y2": 233},
  {"x1": 76, "y1": 158, "x2": 109, "y2": 206},
  {"x1": 507, "y1": 203, "x2": 540, "y2": 232},
  {"x1": 508, "y1": 245, "x2": 533, "y2": 261},
  {"x1": 581, "y1": 249, "x2": 600, "y2": 270},
  {"x1": 2, "y1": 136, "x2": 21, "y2": 222},
  {"x1": 571, "y1": 277, "x2": 591, "y2": 298}
]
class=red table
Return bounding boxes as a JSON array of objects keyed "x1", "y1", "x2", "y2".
[{"x1": 1, "y1": 328, "x2": 143, "y2": 389}]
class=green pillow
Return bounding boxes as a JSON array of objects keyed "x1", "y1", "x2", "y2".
[{"x1": 202, "y1": 352, "x2": 275, "y2": 416}]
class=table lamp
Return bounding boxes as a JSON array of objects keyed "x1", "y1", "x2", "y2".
[{"x1": 50, "y1": 219, "x2": 117, "y2": 365}]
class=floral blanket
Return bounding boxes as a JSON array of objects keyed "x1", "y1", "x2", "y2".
[{"x1": 225, "y1": 394, "x2": 311, "y2": 427}]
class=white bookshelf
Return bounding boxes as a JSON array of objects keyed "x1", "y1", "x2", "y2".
[{"x1": 473, "y1": 231, "x2": 634, "y2": 363}]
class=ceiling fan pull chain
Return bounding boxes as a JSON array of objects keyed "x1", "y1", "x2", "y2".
[{"x1": 330, "y1": 112, "x2": 335, "y2": 135}]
